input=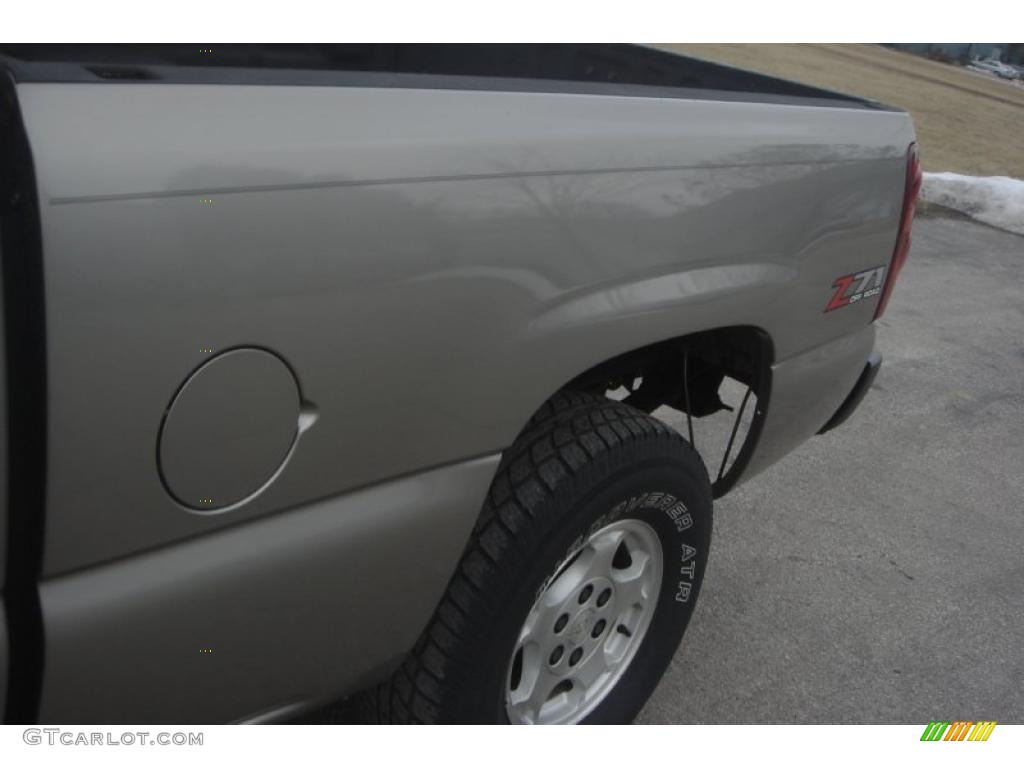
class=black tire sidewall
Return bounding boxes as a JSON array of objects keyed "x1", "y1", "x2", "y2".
[{"x1": 452, "y1": 445, "x2": 712, "y2": 724}]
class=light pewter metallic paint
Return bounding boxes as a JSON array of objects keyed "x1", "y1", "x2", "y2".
[
  {"x1": 19, "y1": 83, "x2": 912, "y2": 574},
  {"x1": 12, "y1": 81, "x2": 914, "y2": 722},
  {"x1": 38, "y1": 453, "x2": 501, "y2": 723},
  {"x1": 158, "y1": 347, "x2": 306, "y2": 511}
]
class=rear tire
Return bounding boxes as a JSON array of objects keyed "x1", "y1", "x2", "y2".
[{"x1": 370, "y1": 391, "x2": 712, "y2": 724}]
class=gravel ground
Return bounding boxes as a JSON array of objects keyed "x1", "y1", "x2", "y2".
[{"x1": 638, "y1": 214, "x2": 1024, "y2": 723}]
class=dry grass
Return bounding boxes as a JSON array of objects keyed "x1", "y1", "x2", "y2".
[{"x1": 656, "y1": 44, "x2": 1024, "y2": 178}]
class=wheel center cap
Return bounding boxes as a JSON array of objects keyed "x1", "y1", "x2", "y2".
[{"x1": 568, "y1": 608, "x2": 596, "y2": 645}]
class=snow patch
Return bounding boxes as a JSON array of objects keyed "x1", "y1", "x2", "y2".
[{"x1": 921, "y1": 172, "x2": 1024, "y2": 235}]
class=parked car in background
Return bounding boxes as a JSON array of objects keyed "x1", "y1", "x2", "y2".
[{"x1": 968, "y1": 58, "x2": 1020, "y2": 79}]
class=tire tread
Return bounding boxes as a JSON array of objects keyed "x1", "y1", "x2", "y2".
[{"x1": 370, "y1": 391, "x2": 706, "y2": 723}]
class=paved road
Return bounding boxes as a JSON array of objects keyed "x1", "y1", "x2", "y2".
[
  {"x1": 638, "y1": 214, "x2": 1024, "y2": 723},
  {"x1": 307, "y1": 214, "x2": 1021, "y2": 725}
]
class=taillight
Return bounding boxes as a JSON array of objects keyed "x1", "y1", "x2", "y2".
[{"x1": 874, "y1": 143, "x2": 922, "y2": 319}]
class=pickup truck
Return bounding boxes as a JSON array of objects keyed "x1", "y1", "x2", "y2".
[{"x1": 0, "y1": 43, "x2": 920, "y2": 725}]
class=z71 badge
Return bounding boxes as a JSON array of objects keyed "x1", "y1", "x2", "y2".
[{"x1": 825, "y1": 265, "x2": 887, "y2": 312}]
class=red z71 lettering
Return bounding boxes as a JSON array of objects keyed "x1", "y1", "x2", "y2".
[{"x1": 825, "y1": 266, "x2": 887, "y2": 312}]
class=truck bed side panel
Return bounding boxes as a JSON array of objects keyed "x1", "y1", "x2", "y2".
[
  {"x1": 16, "y1": 81, "x2": 913, "y2": 721},
  {"x1": 18, "y1": 83, "x2": 913, "y2": 574}
]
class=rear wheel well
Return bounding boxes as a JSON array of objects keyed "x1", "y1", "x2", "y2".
[{"x1": 563, "y1": 326, "x2": 773, "y2": 497}]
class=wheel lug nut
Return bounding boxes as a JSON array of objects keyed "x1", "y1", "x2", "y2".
[
  {"x1": 591, "y1": 619, "x2": 607, "y2": 638},
  {"x1": 578, "y1": 585, "x2": 593, "y2": 604},
  {"x1": 554, "y1": 613, "x2": 569, "y2": 633},
  {"x1": 597, "y1": 588, "x2": 612, "y2": 607},
  {"x1": 569, "y1": 647, "x2": 583, "y2": 666},
  {"x1": 549, "y1": 646, "x2": 564, "y2": 665}
]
